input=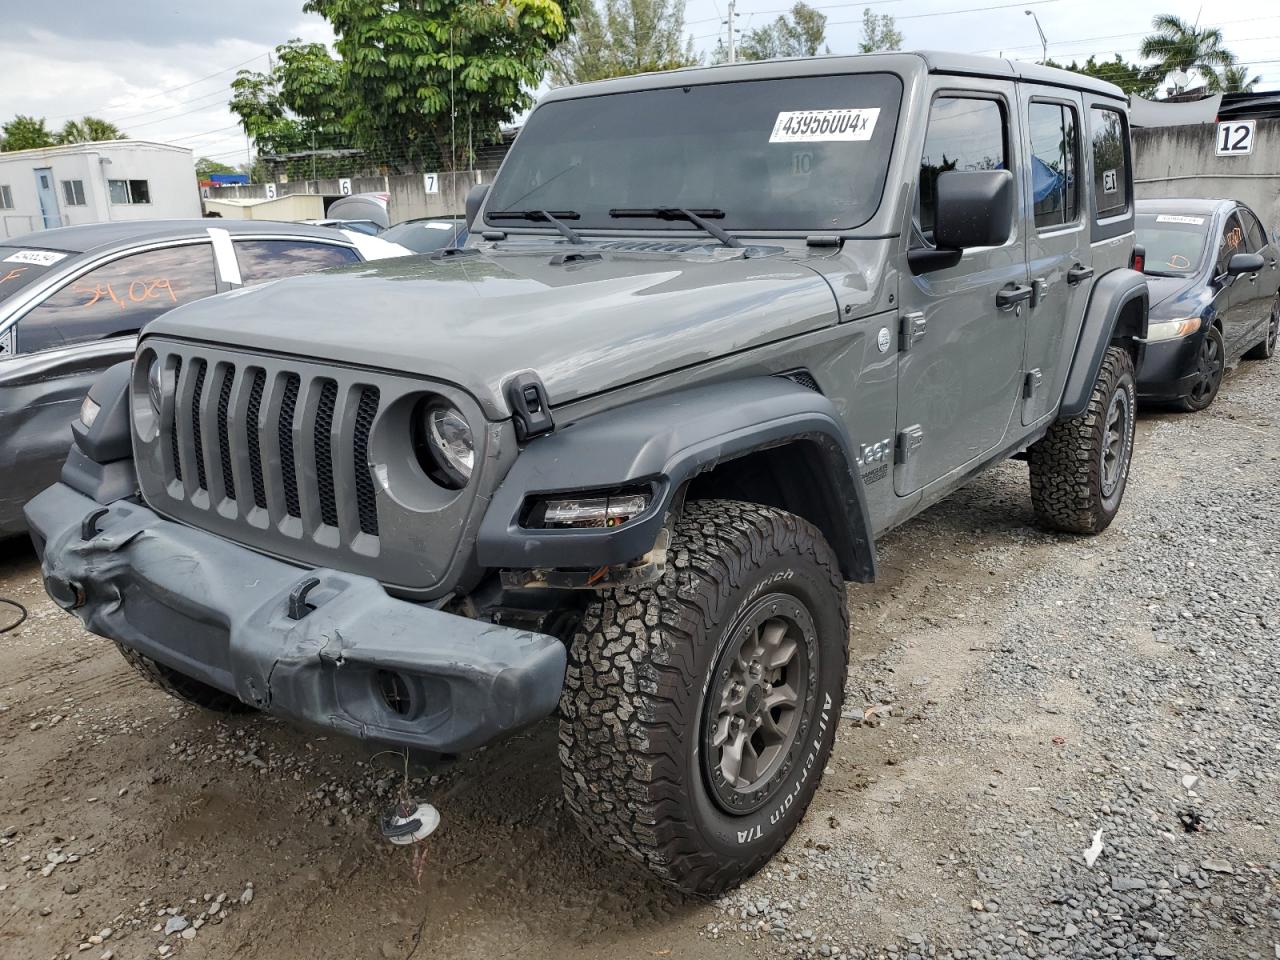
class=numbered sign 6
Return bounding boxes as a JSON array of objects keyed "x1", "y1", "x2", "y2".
[
  {"x1": 339, "y1": 178, "x2": 352, "y2": 196},
  {"x1": 1216, "y1": 120, "x2": 1255, "y2": 156}
]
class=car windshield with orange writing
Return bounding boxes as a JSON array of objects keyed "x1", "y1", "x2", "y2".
[
  {"x1": 0, "y1": 247, "x2": 67, "y2": 305},
  {"x1": 1136, "y1": 214, "x2": 1210, "y2": 278}
]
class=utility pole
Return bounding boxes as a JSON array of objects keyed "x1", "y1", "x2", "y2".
[{"x1": 726, "y1": 0, "x2": 737, "y2": 63}]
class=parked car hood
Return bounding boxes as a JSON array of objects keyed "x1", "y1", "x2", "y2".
[
  {"x1": 145, "y1": 246, "x2": 840, "y2": 418},
  {"x1": 1145, "y1": 274, "x2": 1199, "y2": 313}
]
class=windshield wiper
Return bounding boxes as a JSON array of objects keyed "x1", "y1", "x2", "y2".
[
  {"x1": 487, "y1": 209, "x2": 584, "y2": 244},
  {"x1": 609, "y1": 207, "x2": 743, "y2": 248}
]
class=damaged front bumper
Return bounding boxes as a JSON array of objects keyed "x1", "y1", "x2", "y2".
[{"x1": 25, "y1": 483, "x2": 567, "y2": 753}]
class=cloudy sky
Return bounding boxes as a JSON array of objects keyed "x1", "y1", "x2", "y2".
[{"x1": 0, "y1": 0, "x2": 1275, "y2": 168}]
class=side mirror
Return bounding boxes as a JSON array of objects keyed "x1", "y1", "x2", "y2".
[
  {"x1": 465, "y1": 183, "x2": 491, "y2": 231},
  {"x1": 933, "y1": 170, "x2": 1015, "y2": 250},
  {"x1": 1226, "y1": 251, "x2": 1264, "y2": 276}
]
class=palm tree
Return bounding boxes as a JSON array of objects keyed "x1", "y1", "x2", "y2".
[
  {"x1": 57, "y1": 116, "x2": 125, "y2": 145},
  {"x1": 1139, "y1": 14, "x2": 1236, "y2": 94},
  {"x1": 1208, "y1": 64, "x2": 1262, "y2": 94}
]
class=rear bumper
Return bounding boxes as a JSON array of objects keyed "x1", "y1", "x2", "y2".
[
  {"x1": 1137, "y1": 333, "x2": 1201, "y2": 400},
  {"x1": 25, "y1": 483, "x2": 566, "y2": 753}
]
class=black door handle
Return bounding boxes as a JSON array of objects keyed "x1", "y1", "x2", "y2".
[
  {"x1": 1067, "y1": 264, "x2": 1095, "y2": 285},
  {"x1": 997, "y1": 283, "x2": 1034, "y2": 309}
]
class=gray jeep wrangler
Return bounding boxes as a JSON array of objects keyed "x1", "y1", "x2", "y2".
[{"x1": 27, "y1": 52, "x2": 1148, "y2": 895}]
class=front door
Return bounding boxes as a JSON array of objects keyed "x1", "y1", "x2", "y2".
[
  {"x1": 895, "y1": 86, "x2": 1028, "y2": 495},
  {"x1": 1216, "y1": 211, "x2": 1254, "y2": 355},
  {"x1": 1018, "y1": 86, "x2": 1090, "y2": 425},
  {"x1": 34, "y1": 168, "x2": 60, "y2": 229}
]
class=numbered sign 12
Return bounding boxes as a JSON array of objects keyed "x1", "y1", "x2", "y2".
[{"x1": 1216, "y1": 120, "x2": 1255, "y2": 156}]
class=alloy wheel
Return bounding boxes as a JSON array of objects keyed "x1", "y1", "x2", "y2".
[
  {"x1": 1099, "y1": 386, "x2": 1132, "y2": 499},
  {"x1": 1189, "y1": 332, "x2": 1223, "y2": 407}
]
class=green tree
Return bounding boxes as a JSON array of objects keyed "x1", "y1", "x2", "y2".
[
  {"x1": 551, "y1": 0, "x2": 697, "y2": 84},
  {"x1": 719, "y1": 2, "x2": 827, "y2": 62},
  {"x1": 305, "y1": 0, "x2": 575, "y2": 169},
  {"x1": 1, "y1": 115, "x2": 55, "y2": 151},
  {"x1": 1208, "y1": 63, "x2": 1261, "y2": 94},
  {"x1": 857, "y1": 6, "x2": 902, "y2": 53},
  {"x1": 1046, "y1": 55, "x2": 1156, "y2": 98},
  {"x1": 56, "y1": 116, "x2": 125, "y2": 144},
  {"x1": 230, "y1": 40, "x2": 348, "y2": 158},
  {"x1": 195, "y1": 157, "x2": 238, "y2": 179},
  {"x1": 1139, "y1": 14, "x2": 1236, "y2": 94}
]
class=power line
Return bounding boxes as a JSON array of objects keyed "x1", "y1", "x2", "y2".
[{"x1": 44, "y1": 51, "x2": 269, "y2": 123}]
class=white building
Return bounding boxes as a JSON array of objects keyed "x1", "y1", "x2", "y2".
[{"x1": 0, "y1": 140, "x2": 201, "y2": 240}]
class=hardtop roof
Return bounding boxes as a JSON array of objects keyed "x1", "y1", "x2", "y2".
[
  {"x1": 540, "y1": 50, "x2": 1127, "y2": 104},
  {"x1": 0, "y1": 219, "x2": 354, "y2": 255}
]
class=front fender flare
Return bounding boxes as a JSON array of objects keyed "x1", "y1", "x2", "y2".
[{"x1": 476, "y1": 377, "x2": 876, "y2": 582}]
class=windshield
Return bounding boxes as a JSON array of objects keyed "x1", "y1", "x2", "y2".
[
  {"x1": 487, "y1": 73, "x2": 903, "y2": 233},
  {"x1": 1136, "y1": 213, "x2": 1211, "y2": 277},
  {"x1": 0, "y1": 246, "x2": 70, "y2": 305}
]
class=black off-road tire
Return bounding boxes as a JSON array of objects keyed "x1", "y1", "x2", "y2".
[
  {"x1": 1029, "y1": 345, "x2": 1136, "y2": 535},
  {"x1": 1243, "y1": 296, "x2": 1278, "y2": 361},
  {"x1": 115, "y1": 642, "x2": 254, "y2": 714},
  {"x1": 559, "y1": 500, "x2": 849, "y2": 896}
]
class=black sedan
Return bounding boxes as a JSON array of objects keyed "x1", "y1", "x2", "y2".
[
  {"x1": 0, "y1": 220, "x2": 409, "y2": 538},
  {"x1": 1136, "y1": 198, "x2": 1279, "y2": 411}
]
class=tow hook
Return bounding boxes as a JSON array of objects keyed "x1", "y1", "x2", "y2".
[{"x1": 44, "y1": 574, "x2": 85, "y2": 611}]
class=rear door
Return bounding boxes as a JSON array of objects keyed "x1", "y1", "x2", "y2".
[
  {"x1": 0, "y1": 242, "x2": 218, "y2": 526},
  {"x1": 1017, "y1": 85, "x2": 1088, "y2": 425},
  {"x1": 895, "y1": 82, "x2": 1028, "y2": 495}
]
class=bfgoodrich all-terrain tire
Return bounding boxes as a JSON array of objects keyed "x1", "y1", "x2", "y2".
[
  {"x1": 115, "y1": 643, "x2": 253, "y2": 714},
  {"x1": 559, "y1": 500, "x2": 848, "y2": 896},
  {"x1": 1029, "y1": 345, "x2": 1137, "y2": 535}
]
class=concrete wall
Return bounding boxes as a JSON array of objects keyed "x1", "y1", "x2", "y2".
[
  {"x1": 205, "y1": 170, "x2": 490, "y2": 226},
  {"x1": 0, "y1": 141, "x2": 200, "y2": 240},
  {"x1": 1133, "y1": 119, "x2": 1280, "y2": 246}
]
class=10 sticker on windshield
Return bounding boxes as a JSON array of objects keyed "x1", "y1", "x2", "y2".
[{"x1": 769, "y1": 108, "x2": 880, "y2": 143}]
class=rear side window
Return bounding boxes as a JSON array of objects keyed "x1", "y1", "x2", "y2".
[
  {"x1": 1028, "y1": 102, "x2": 1079, "y2": 229},
  {"x1": 917, "y1": 96, "x2": 1008, "y2": 242},
  {"x1": 1090, "y1": 107, "x2": 1129, "y2": 219},
  {"x1": 15, "y1": 244, "x2": 216, "y2": 355},
  {"x1": 234, "y1": 240, "x2": 359, "y2": 287}
]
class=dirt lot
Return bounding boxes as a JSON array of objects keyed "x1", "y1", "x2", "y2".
[{"x1": 1, "y1": 355, "x2": 1277, "y2": 960}]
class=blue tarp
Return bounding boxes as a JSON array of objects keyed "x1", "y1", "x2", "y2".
[{"x1": 209, "y1": 174, "x2": 249, "y2": 185}]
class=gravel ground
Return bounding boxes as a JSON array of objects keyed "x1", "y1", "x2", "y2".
[{"x1": 0, "y1": 352, "x2": 1276, "y2": 960}]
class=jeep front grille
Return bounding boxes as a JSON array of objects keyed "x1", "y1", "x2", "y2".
[
  {"x1": 134, "y1": 339, "x2": 501, "y2": 598},
  {"x1": 157, "y1": 348, "x2": 381, "y2": 545}
]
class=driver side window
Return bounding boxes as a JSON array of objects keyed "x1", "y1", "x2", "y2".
[
  {"x1": 1215, "y1": 213, "x2": 1244, "y2": 277},
  {"x1": 915, "y1": 96, "x2": 1008, "y2": 246}
]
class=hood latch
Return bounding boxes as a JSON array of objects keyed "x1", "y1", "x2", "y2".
[{"x1": 505, "y1": 372, "x2": 555, "y2": 442}]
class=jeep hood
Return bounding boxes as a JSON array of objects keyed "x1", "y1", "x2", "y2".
[{"x1": 145, "y1": 247, "x2": 840, "y2": 418}]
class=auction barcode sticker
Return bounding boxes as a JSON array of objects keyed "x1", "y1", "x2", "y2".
[
  {"x1": 4, "y1": 250, "x2": 67, "y2": 266},
  {"x1": 1155, "y1": 215, "x2": 1205, "y2": 226},
  {"x1": 769, "y1": 108, "x2": 880, "y2": 143}
]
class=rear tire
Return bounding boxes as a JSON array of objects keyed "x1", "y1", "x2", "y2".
[
  {"x1": 115, "y1": 643, "x2": 254, "y2": 714},
  {"x1": 559, "y1": 500, "x2": 848, "y2": 896},
  {"x1": 1243, "y1": 296, "x2": 1278, "y2": 360},
  {"x1": 1029, "y1": 345, "x2": 1136, "y2": 535}
]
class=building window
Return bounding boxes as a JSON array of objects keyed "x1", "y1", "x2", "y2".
[
  {"x1": 0, "y1": 185, "x2": 12, "y2": 210},
  {"x1": 61, "y1": 180, "x2": 87, "y2": 206},
  {"x1": 107, "y1": 179, "x2": 151, "y2": 204},
  {"x1": 1090, "y1": 107, "x2": 1129, "y2": 219},
  {"x1": 1028, "y1": 102, "x2": 1079, "y2": 229}
]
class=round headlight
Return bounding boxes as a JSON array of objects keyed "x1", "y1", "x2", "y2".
[
  {"x1": 421, "y1": 401, "x2": 474, "y2": 488},
  {"x1": 147, "y1": 358, "x2": 162, "y2": 412}
]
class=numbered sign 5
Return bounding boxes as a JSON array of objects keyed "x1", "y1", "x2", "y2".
[
  {"x1": 264, "y1": 183, "x2": 278, "y2": 200},
  {"x1": 1216, "y1": 120, "x2": 1255, "y2": 156},
  {"x1": 424, "y1": 173, "x2": 440, "y2": 195}
]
